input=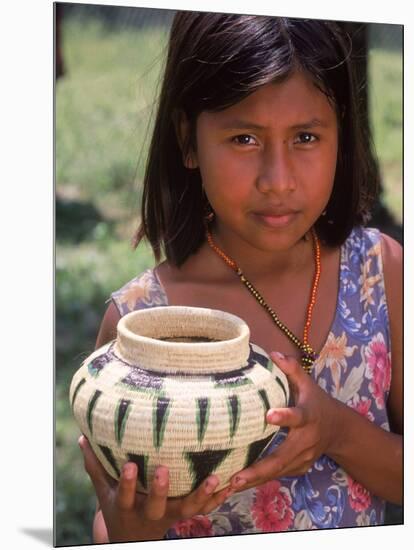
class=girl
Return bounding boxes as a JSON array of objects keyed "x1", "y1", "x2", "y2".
[{"x1": 78, "y1": 12, "x2": 402, "y2": 542}]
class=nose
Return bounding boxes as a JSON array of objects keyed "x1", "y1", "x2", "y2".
[{"x1": 255, "y1": 143, "x2": 296, "y2": 195}]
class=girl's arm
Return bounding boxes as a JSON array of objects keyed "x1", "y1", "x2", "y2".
[
  {"x1": 228, "y1": 234, "x2": 402, "y2": 505},
  {"x1": 330, "y1": 234, "x2": 402, "y2": 495},
  {"x1": 329, "y1": 233, "x2": 402, "y2": 499}
]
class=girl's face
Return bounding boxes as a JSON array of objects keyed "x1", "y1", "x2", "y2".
[{"x1": 191, "y1": 70, "x2": 338, "y2": 253}]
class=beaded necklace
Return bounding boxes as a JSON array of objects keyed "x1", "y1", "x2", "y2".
[{"x1": 206, "y1": 226, "x2": 321, "y2": 373}]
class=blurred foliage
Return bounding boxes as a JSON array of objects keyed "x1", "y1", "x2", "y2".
[
  {"x1": 369, "y1": 49, "x2": 403, "y2": 222},
  {"x1": 55, "y1": 13, "x2": 402, "y2": 547}
]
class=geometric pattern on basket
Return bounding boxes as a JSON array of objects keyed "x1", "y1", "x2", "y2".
[
  {"x1": 70, "y1": 377, "x2": 86, "y2": 411},
  {"x1": 87, "y1": 390, "x2": 103, "y2": 436},
  {"x1": 185, "y1": 448, "x2": 232, "y2": 491},
  {"x1": 88, "y1": 353, "x2": 111, "y2": 377},
  {"x1": 213, "y1": 368, "x2": 252, "y2": 388},
  {"x1": 98, "y1": 444, "x2": 120, "y2": 477},
  {"x1": 247, "y1": 344, "x2": 270, "y2": 369},
  {"x1": 115, "y1": 399, "x2": 132, "y2": 446},
  {"x1": 127, "y1": 453, "x2": 149, "y2": 490},
  {"x1": 153, "y1": 396, "x2": 171, "y2": 449},
  {"x1": 275, "y1": 375, "x2": 288, "y2": 405},
  {"x1": 70, "y1": 335, "x2": 290, "y2": 496},
  {"x1": 244, "y1": 432, "x2": 275, "y2": 468},
  {"x1": 258, "y1": 389, "x2": 271, "y2": 431},
  {"x1": 119, "y1": 367, "x2": 166, "y2": 394},
  {"x1": 196, "y1": 397, "x2": 210, "y2": 443},
  {"x1": 226, "y1": 395, "x2": 240, "y2": 439}
]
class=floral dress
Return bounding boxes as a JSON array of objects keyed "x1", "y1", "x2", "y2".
[{"x1": 111, "y1": 226, "x2": 392, "y2": 535}]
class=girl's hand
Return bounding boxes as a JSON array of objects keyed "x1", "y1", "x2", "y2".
[
  {"x1": 229, "y1": 352, "x2": 340, "y2": 492},
  {"x1": 78, "y1": 435, "x2": 234, "y2": 543}
]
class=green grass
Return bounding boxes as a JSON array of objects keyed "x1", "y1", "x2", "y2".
[
  {"x1": 55, "y1": 16, "x2": 402, "y2": 546},
  {"x1": 369, "y1": 48, "x2": 403, "y2": 222},
  {"x1": 56, "y1": 18, "x2": 169, "y2": 213},
  {"x1": 55, "y1": 19, "x2": 167, "y2": 546}
]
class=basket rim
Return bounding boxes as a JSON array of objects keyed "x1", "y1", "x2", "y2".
[{"x1": 115, "y1": 306, "x2": 251, "y2": 373}]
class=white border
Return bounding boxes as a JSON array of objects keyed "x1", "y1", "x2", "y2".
[{"x1": 1, "y1": 0, "x2": 410, "y2": 548}]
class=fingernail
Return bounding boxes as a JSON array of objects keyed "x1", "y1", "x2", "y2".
[
  {"x1": 123, "y1": 464, "x2": 136, "y2": 480},
  {"x1": 78, "y1": 435, "x2": 85, "y2": 449},
  {"x1": 267, "y1": 409, "x2": 281, "y2": 422},
  {"x1": 155, "y1": 466, "x2": 168, "y2": 486},
  {"x1": 204, "y1": 479, "x2": 216, "y2": 495},
  {"x1": 272, "y1": 351, "x2": 285, "y2": 360}
]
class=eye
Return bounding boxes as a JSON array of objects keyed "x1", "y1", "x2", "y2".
[
  {"x1": 232, "y1": 134, "x2": 258, "y2": 146},
  {"x1": 294, "y1": 132, "x2": 317, "y2": 145}
]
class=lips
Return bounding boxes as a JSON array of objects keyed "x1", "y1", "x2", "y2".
[{"x1": 251, "y1": 207, "x2": 299, "y2": 228}]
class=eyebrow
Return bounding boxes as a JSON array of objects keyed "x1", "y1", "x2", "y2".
[{"x1": 220, "y1": 118, "x2": 328, "y2": 130}]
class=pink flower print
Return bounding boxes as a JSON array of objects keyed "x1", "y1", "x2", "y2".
[
  {"x1": 347, "y1": 477, "x2": 372, "y2": 512},
  {"x1": 172, "y1": 515, "x2": 213, "y2": 537},
  {"x1": 365, "y1": 333, "x2": 391, "y2": 409},
  {"x1": 252, "y1": 480, "x2": 294, "y2": 532},
  {"x1": 348, "y1": 395, "x2": 374, "y2": 422}
]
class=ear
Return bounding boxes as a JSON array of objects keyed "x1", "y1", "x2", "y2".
[{"x1": 172, "y1": 109, "x2": 198, "y2": 169}]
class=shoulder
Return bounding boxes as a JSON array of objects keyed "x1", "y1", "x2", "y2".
[
  {"x1": 379, "y1": 233, "x2": 402, "y2": 434},
  {"x1": 95, "y1": 268, "x2": 168, "y2": 350},
  {"x1": 95, "y1": 301, "x2": 121, "y2": 349},
  {"x1": 380, "y1": 232, "x2": 402, "y2": 274},
  {"x1": 111, "y1": 268, "x2": 168, "y2": 316},
  {"x1": 379, "y1": 232, "x2": 402, "y2": 322},
  {"x1": 345, "y1": 226, "x2": 401, "y2": 270}
]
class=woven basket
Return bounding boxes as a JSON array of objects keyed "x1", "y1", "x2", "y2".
[{"x1": 69, "y1": 306, "x2": 289, "y2": 497}]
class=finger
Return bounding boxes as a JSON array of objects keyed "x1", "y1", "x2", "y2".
[
  {"x1": 143, "y1": 466, "x2": 169, "y2": 521},
  {"x1": 78, "y1": 435, "x2": 114, "y2": 505},
  {"x1": 201, "y1": 485, "x2": 235, "y2": 515},
  {"x1": 229, "y1": 452, "x2": 284, "y2": 490},
  {"x1": 266, "y1": 406, "x2": 306, "y2": 428},
  {"x1": 115, "y1": 462, "x2": 138, "y2": 511},
  {"x1": 179, "y1": 475, "x2": 220, "y2": 518},
  {"x1": 270, "y1": 352, "x2": 306, "y2": 388}
]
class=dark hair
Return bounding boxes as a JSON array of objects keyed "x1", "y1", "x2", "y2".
[{"x1": 134, "y1": 12, "x2": 379, "y2": 266}]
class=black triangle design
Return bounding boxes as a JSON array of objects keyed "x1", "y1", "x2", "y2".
[
  {"x1": 185, "y1": 448, "x2": 231, "y2": 491},
  {"x1": 275, "y1": 376, "x2": 288, "y2": 405},
  {"x1": 154, "y1": 396, "x2": 171, "y2": 449},
  {"x1": 196, "y1": 397, "x2": 209, "y2": 443},
  {"x1": 227, "y1": 395, "x2": 240, "y2": 438},
  {"x1": 115, "y1": 399, "x2": 131, "y2": 445},
  {"x1": 247, "y1": 344, "x2": 269, "y2": 369},
  {"x1": 98, "y1": 444, "x2": 120, "y2": 477},
  {"x1": 127, "y1": 453, "x2": 149, "y2": 490},
  {"x1": 244, "y1": 433, "x2": 275, "y2": 468}
]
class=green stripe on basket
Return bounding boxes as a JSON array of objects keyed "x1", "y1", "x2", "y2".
[
  {"x1": 71, "y1": 378, "x2": 86, "y2": 411},
  {"x1": 196, "y1": 397, "x2": 210, "y2": 443},
  {"x1": 87, "y1": 390, "x2": 102, "y2": 436},
  {"x1": 227, "y1": 395, "x2": 240, "y2": 439},
  {"x1": 153, "y1": 395, "x2": 171, "y2": 449},
  {"x1": 258, "y1": 389, "x2": 271, "y2": 431},
  {"x1": 114, "y1": 399, "x2": 132, "y2": 446}
]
